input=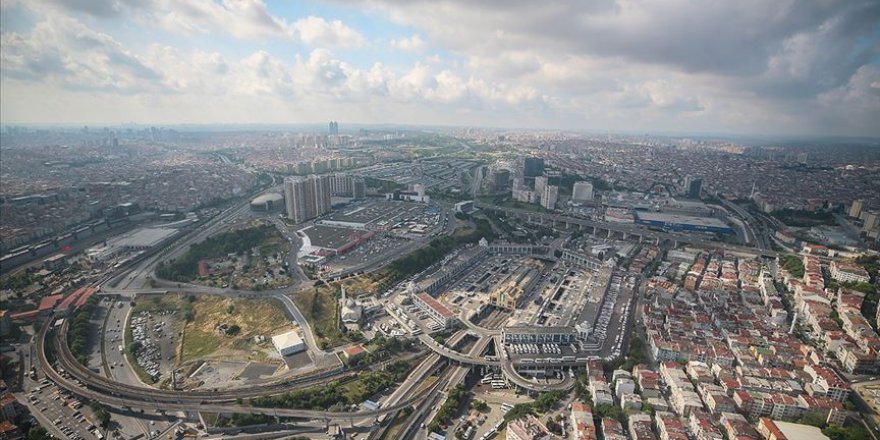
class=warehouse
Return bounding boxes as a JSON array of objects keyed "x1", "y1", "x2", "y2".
[
  {"x1": 271, "y1": 330, "x2": 306, "y2": 356},
  {"x1": 634, "y1": 212, "x2": 733, "y2": 234}
]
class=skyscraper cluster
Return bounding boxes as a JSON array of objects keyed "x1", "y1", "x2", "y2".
[
  {"x1": 328, "y1": 121, "x2": 339, "y2": 135},
  {"x1": 284, "y1": 175, "x2": 332, "y2": 223}
]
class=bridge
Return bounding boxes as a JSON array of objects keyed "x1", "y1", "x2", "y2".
[{"x1": 35, "y1": 318, "x2": 440, "y2": 424}]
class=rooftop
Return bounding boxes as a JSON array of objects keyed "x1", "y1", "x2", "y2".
[
  {"x1": 635, "y1": 212, "x2": 730, "y2": 228},
  {"x1": 271, "y1": 329, "x2": 304, "y2": 350},
  {"x1": 416, "y1": 292, "x2": 455, "y2": 318},
  {"x1": 114, "y1": 227, "x2": 178, "y2": 248}
]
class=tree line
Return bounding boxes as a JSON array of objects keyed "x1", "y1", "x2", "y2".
[{"x1": 156, "y1": 225, "x2": 276, "y2": 281}]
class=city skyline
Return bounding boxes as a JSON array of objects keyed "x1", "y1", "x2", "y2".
[{"x1": 1, "y1": 0, "x2": 879, "y2": 137}]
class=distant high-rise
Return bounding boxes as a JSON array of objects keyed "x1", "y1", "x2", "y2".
[
  {"x1": 535, "y1": 176, "x2": 548, "y2": 196},
  {"x1": 572, "y1": 181, "x2": 594, "y2": 203},
  {"x1": 329, "y1": 121, "x2": 339, "y2": 135},
  {"x1": 284, "y1": 175, "x2": 332, "y2": 223},
  {"x1": 542, "y1": 184, "x2": 558, "y2": 210},
  {"x1": 523, "y1": 157, "x2": 544, "y2": 178},
  {"x1": 352, "y1": 178, "x2": 366, "y2": 199},
  {"x1": 849, "y1": 199, "x2": 864, "y2": 218},
  {"x1": 493, "y1": 169, "x2": 510, "y2": 191},
  {"x1": 687, "y1": 178, "x2": 702, "y2": 199}
]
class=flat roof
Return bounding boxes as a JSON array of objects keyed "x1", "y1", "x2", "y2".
[
  {"x1": 773, "y1": 421, "x2": 830, "y2": 440},
  {"x1": 416, "y1": 293, "x2": 454, "y2": 318},
  {"x1": 115, "y1": 227, "x2": 178, "y2": 248},
  {"x1": 271, "y1": 330, "x2": 304, "y2": 350},
  {"x1": 301, "y1": 224, "x2": 366, "y2": 250},
  {"x1": 325, "y1": 200, "x2": 429, "y2": 226},
  {"x1": 38, "y1": 294, "x2": 64, "y2": 311},
  {"x1": 635, "y1": 212, "x2": 729, "y2": 228}
]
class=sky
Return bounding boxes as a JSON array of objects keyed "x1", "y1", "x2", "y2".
[{"x1": 1, "y1": 0, "x2": 879, "y2": 137}]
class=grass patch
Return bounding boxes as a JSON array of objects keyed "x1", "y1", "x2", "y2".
[
  {"x1": 156, "y1": 223, "x2": 285, "y2": 282},
  {"x1": 293, "y1": 285, "x2": 345, "y2": 349},
  {"x1": 132, "y1": 294, "x2": 183, "y2": 314},
  {"x1": 292, "y1": 275, "x2": 386, "y2": 349},
  {"x1": 180, "y1": 295, "x2": 294, "y2": 362},
  {"x1": 180, "y1": 327, "x2": 222, "y2": 362}
]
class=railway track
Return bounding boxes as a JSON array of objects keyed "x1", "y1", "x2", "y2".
[{"x1": 36, "y1": 319, "x2": 439, "y2": 422}]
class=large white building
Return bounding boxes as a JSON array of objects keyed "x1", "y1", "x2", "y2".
[
  {"x1": 272, "y1": 330, "x2": 306, "y2": 356},
  {"x1": 572, "y1": 181, "x2": 594, "y2": 203}
]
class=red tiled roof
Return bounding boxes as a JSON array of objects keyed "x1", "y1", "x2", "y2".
[
  {"x1": 38, "y1": 294, "x2": 64, "y2": 311},
  {"x1": 416, "y1": 293, "x2": 454, "y2": 318}
]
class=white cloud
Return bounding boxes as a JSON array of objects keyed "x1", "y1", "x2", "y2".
[
  {"x1": 291, "y1": 16, "x2": 366, "y2": 48},
  {"x1": 152, "y1": 0, "x2": 288, "y2": 40},
  {"x1": 1, "y1": 0, "x2": 878, "y2": 135},
  {"x1": 390, "y1": 34, "x2": 427, "y2": 52}
]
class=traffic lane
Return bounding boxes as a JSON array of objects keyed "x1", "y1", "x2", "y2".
[{"x1": 105, "y1": 300, "x2": 144, "y2": 387}]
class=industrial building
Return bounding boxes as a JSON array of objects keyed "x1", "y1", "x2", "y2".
[
  {"x1": 271, "y1": 330, "x2": 306, "y2": 356},
  {"x1": 634, "y1": 212, "x2": 733, "y2": 234},
  {"x1": 250, "y1": 193, "x2": 284, "y2": 212}
]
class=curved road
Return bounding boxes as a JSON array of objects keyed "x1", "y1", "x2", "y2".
[{"x1": 36, "y1": 319, "x2": 443, "y2": 423}]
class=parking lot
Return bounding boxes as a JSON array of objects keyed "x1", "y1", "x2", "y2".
[
  {"x1": 129, "y1": 309, "x2": 179, "y2": 382},
  {"x1": 590, "y1": 272, "x2": 637, "y2": 360},
  {"x1": 26, "y1": 380, "x2": 102, "y2": 440},
  {"x1": 320, "y1": 232, "x2": 413, "y2": 272}
]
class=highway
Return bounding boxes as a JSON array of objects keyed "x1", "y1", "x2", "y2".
[
  {"x1": 458, "y1": 311, "x2": 502, "y2": 337},
  {"x1": 497, "y1": 335, "x2": 576, "y2": 392},
  {"x1": 719, "y1": 198, "x2": 770, "y2": 250},
  {"x1": 35, "y1": 318, "x2": 443, "y2": 424}
]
